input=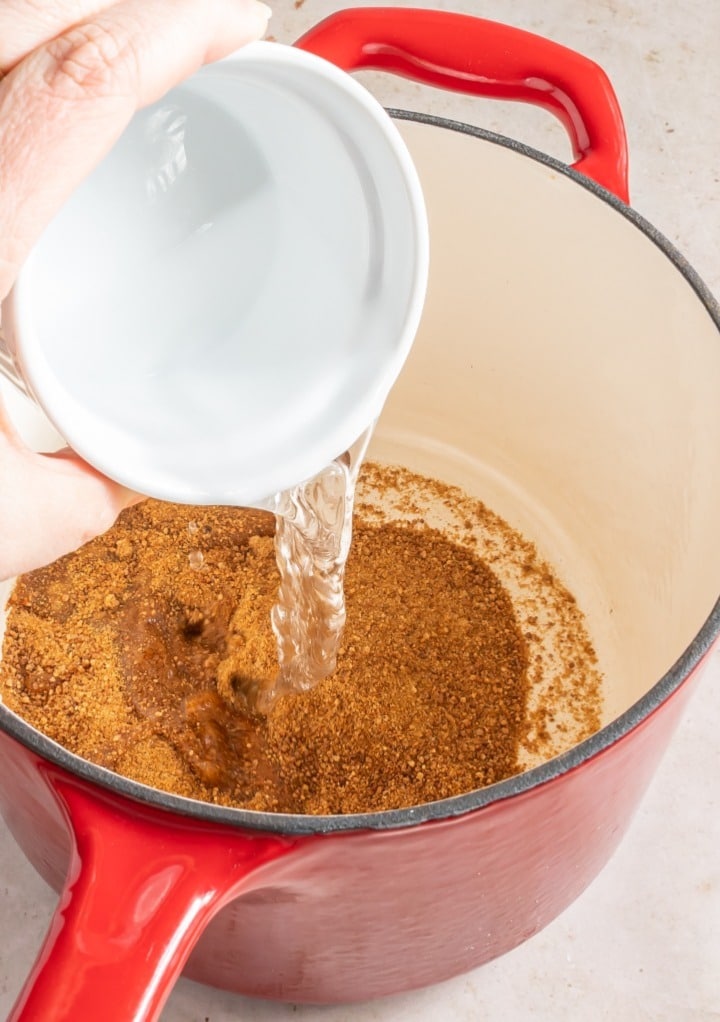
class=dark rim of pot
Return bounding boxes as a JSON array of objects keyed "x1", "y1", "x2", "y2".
[{"x1": 1, "y1": 110, "x2": 719, "y2": 837}]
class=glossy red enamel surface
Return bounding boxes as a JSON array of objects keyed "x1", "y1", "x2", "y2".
[
  {"x1": 184, "y1": 672, "x2": 701, "y2": 1002},
  {"x1": 296, "y1": 7, "x2": 629, "y2": 201},
  {"x1": 0, "y1": 755, "x2": 295, "y2": 1021},
  {"x1": 0, "y1": 655, "x2": 707, "y2": 1018}
]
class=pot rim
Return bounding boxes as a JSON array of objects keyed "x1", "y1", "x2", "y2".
[{"x1": 2, "y1": 110, "x2": 719, "y2": 836}]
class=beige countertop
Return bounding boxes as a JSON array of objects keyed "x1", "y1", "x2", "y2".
[{"x1": 1, "y1": 1, "x2": 718, "y2": 1019}]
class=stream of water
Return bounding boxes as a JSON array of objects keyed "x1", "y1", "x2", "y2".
[{"x1": 257, "y1": 427, "x2": 373, "y2": 711}]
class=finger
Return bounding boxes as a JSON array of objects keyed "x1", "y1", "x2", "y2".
[
  {"x1": 0, "y1": 0, "x2": 117, "y2": 72},
  {"x1": 0, "y1": 0, "x2": 271, "y2": 299},
  {"x1": 0, "y1": 439, "x2": 140, "y2": 580}
]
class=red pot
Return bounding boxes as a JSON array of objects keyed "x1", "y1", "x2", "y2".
[{"x1": 1, "y1": 9, "x2": 719, "y2": 1021}]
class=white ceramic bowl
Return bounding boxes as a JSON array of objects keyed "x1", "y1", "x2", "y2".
[{"x1": 1, "y1": 41, "x2": 428, "y2": 505}]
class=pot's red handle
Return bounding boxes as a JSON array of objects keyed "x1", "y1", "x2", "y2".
[
  {"x1": 8, "y1": 777, "x2": 294, "y2": 1022},
  {"x1": 296, "y1": 7, "x2": 629, "y2": 203}
]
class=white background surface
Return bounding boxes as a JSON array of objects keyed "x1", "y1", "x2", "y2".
[{"x1": 1, "y1": 1, "x2": 719, "y2": 1019}]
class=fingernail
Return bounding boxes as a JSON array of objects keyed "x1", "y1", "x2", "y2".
[{"x1": 247, "y1": 0, "x2": 272, "y2": 39}]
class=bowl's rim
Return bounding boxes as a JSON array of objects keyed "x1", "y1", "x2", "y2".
[{"x1": 1, "y1": 109, "x2": 719, "y2": 837}]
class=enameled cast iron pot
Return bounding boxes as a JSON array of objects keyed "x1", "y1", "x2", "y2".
[{"x1": 1, "y1": 9, "x2": 719, "y2": 1020}]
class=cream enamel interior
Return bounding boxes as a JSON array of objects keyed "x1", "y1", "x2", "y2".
[
  {"x1": 2, "y1": 117, "x2": 720, "y2": 736},
  {"x1": 371, "y1": 119, "x2": 720, "y2": 723}
]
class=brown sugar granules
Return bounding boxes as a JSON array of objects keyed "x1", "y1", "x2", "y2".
[
  {"x1": 265, "y1": 524, "x2": 528, "y2": 812},
  {"x1": 0, "y1": 463, "x2": 602, "y2": 814}
]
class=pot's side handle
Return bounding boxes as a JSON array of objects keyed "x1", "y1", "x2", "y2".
[
  {"x1": 8, "y1": 777, "x2": 294, "y2": 1022},
  {"x1": 296, "y1": 7, "x2": 629, "y2": 203}
]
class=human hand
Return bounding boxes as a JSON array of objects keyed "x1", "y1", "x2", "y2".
[{"x1": 0, "y1": 0, "x2": 271, "y2": 580}]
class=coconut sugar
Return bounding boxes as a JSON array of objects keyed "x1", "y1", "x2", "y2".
[{"x1": 0, "y1": 463, "x2": 602, "y2": 814}]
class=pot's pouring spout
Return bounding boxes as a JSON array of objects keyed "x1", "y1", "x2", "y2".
[{"x1": 8, "y1": 777, "x2": 295, "y2": 1022}]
